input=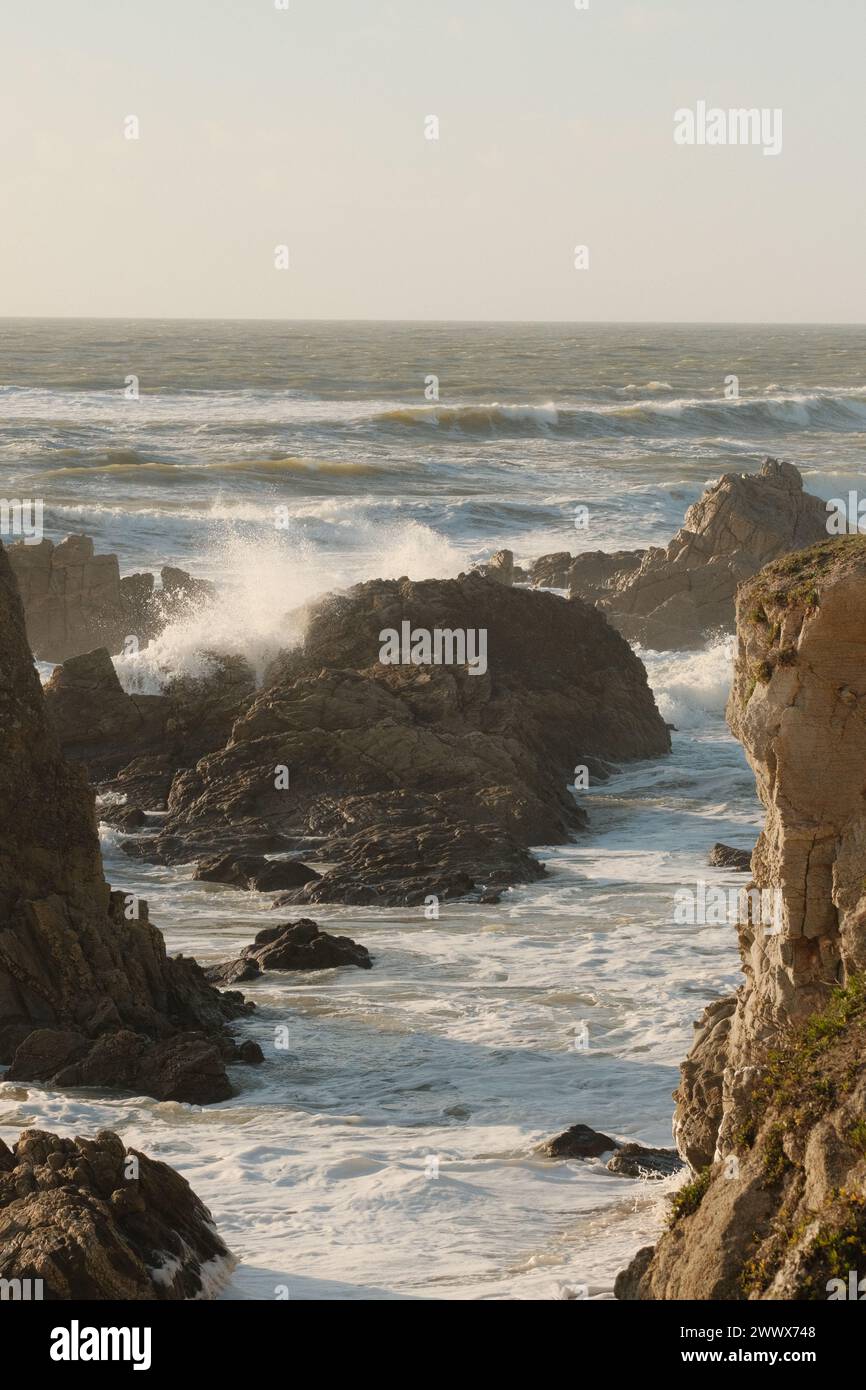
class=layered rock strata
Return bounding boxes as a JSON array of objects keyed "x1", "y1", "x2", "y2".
[{"x1": 617, "y1": 536, "x2": 866, "y2": 1299}]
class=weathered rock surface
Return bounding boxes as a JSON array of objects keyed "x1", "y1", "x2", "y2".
[
  {"x1": 0, "y1": 1128, "x2": 233, "y2": 1299},
  {"x1": 0, "y1": 540, "x2": 250, "y2": 1104},
  {"x1": 708, "y1": 843, "x2": 753, "y2": 871},
  {"x1": 47, "y1": 572, "x2": 669, "y2": 906},
  {"x1": 7, "y1": 534, "x2": 215, "y2": 663},
  {"x1": 160, "y1": 575, "x2": 669, "y2": 901},
  {"x1": 618, "y1": 536, "x2": 866, "y2": 1299},
  {"x1": 194, "y1": 852, "x2": 320, "y2": 893},
  {"x1": 46, "y1": 646, "x2": 257, "y2": 811},
  {"x1": 528, "y1": 459, "x2": 827, "y2": 650},
  {"x1": 205, "y1": 919, "x2": 372, "y2": 985}
]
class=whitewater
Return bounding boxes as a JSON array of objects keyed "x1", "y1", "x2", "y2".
[{"x1": 0, "y1": 319, "x2": 856, "y2": 1298}]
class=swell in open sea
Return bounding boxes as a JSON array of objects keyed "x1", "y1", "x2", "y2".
[{"x1": 0, "y1": 320, "x2": 860, "y2": 1297}]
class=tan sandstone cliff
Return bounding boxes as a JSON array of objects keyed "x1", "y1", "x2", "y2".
[{"x1": 617, "y1": 535, "x2": 866, "y2": 1299}]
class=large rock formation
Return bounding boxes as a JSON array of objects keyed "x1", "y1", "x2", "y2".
[
  {"x1": 48, "y1": 573, "x2": 670, "y2": 905},
  {"x1": 6, "y1": 534, "x2": 214, "y2": 662},
  {"x1": 529, "y1": 459, "x2": 828, "y2": 650},
  {"x1": 617, "y1": 535, "x2": 866, "y2": 1299},
  {"x1": 0, "y1": 1128, "x2": 233, "y2": 1299},
  {"x1": 0, "y1": 540, "x2": 250, "y2": 1104}
]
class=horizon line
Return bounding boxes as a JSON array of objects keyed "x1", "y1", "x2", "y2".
[{"x1": 1, "y1": 316, "x2": 865, "y2": 328}]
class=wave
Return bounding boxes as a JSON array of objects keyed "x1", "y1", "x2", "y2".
[
  {"x1": 39, "y1": 453, "x2": 388, "y2": 480},
  {"x1": 372, "y1": 390, "x2": 866, "y2": 439},
  {"x1": 112, "y1": 519, "x2": 467, "y2": 695},
  {"x1": 638, "y1": 637, "x2": 736, "y2": 730},
  {"x1": 6, "y1": 382, "x2": 866, "y2": 445},
  {"x1": 375, "y1": 402, "x2": 560, "y2": 432}
]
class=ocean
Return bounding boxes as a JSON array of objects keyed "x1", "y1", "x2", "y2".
[{"x1": 0, "y1": 319, "x2": 861, "y2": 1298}]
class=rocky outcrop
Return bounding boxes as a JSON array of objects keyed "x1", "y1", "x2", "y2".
[
  {"x1": 135, "y1": 574, "x2": 669, "y2": 904},
  {"x1": 529, "y1": 459, "x2": 827, "y2": 650},
  {"x1": 0, "y1": 1128, "x2": 233, "y2": 1299},
  {"x1": 0, "y1": 539, "x2": 250, "y2": 1104},
  {"x1": 617, "y1": 535, "x2": 866, "y2": 1299},
  {"x1": 205, "y1": 919, "x2": 372, "y2": 985},
  {"x1": 44, "y1": 573, "x2": 668, "y2": 905},
  {"x1": 6, "y1": 534, "x2": 215, "y2": 663}
]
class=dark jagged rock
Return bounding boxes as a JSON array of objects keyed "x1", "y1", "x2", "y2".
[
  {"x1": 205, "y1": 919, "x2": 372, "y2": 985},
  {"x1": 537, "y1": 1124, "x2": 617, "y2": 1159},
  {"x1": 708, "y1": 842, "x2": 753, "y2": 871},
  {"x1": 46, "y1": 647, "x2": 257, "y2": 809},
  {"x1": 606, "y1": 1143, "x2": 684, "y2": 1180},
  {"x1": 144, "y1": 575, "x2": 669, "y2": 903},
  {"x1": 193, "y1": 852, "x2": 320, "y2": 893},
  {"x1": 0, "y1": 540, "x2": 251, "y2": 1105},
  {"x1": 42, "y1": 573, "x2": 668, "y2": 905},
  {"x1": 0, "y1": 1128, "x2": 234, "y2": 1299}
]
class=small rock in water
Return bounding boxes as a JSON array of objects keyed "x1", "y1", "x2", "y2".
[
  {"x1": 606, "y1": 1142, "x2": 684, "y2": 1180},
  {"x1": 537, "y1": 1123, "x2": 617, "y2": 1159},
  {"x1": 708, "y1": 842, "x2": 753, "y2": 870},
  {"x1": 206, "y1": 919, "x2": 372, "y2": 985}
]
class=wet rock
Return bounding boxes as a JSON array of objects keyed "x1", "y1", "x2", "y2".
[
  {"x1": 205, "y1": 919, "x2": 373, "y2": 985},
  {"x1": 708, "y1": 842, "x2": 753, "y2": 870},
  {"x1": 538, "y1": 1123, "x2": 617, "y2": 1159},
  {"x1": 606, "y1": 1143, "x2": 684, "y2": 1179},
  {"x1": 0, "y1": 1128, "x2": 234, "y2": 1299},
  {"x1": 150, "y1": 574, "x2": 669, "y2": 903},
  {"x1": 194, "y1": 853, "x2": 320, "y2": 893}
]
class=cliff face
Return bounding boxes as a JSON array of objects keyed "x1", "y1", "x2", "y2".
[
  {"x1": 617, "y1": 536, "x2": 866, "y2": 1300},
  {"x1": 0, "y1": 541, "x2": 248, "y2": 1103}
]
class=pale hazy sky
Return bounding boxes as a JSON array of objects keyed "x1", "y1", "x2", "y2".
[{"x1": 1, "y1": 0, "x2": 864, "y2": 321}]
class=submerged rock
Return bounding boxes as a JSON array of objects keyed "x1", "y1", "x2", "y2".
[
  {"x1": 205, "y1": 919, "x2": 372, "y2": 985},
  {"x1": 618, "y1": 535, "x2": 866, "y2": 1299},
  {"x1": 0, "y1": 1128, "x2": 233, "y2": 1299},
  {"x1": 0, "y1": 540, "x2": 251, "y2": 1106}
]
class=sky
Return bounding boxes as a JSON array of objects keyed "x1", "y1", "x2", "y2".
[{"x1": 1, "y1": 0, "x2": 864, "y2": 322}]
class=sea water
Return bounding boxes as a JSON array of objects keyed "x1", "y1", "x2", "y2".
[{"x1": 1, "y1": 320, "x2": 860, "y2": 1298}]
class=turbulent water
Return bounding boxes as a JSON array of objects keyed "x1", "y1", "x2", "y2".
[{"x1": 0, "y1": 320, "x2": 860, "y2": 1298}]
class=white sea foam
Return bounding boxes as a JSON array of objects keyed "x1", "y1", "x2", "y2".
[
  {"x1": 637, "y1": 638, "x2": 736, "y2": 730},
  {"x1": 113, "y1": 520, "x2": 466, "y2": 694}
]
